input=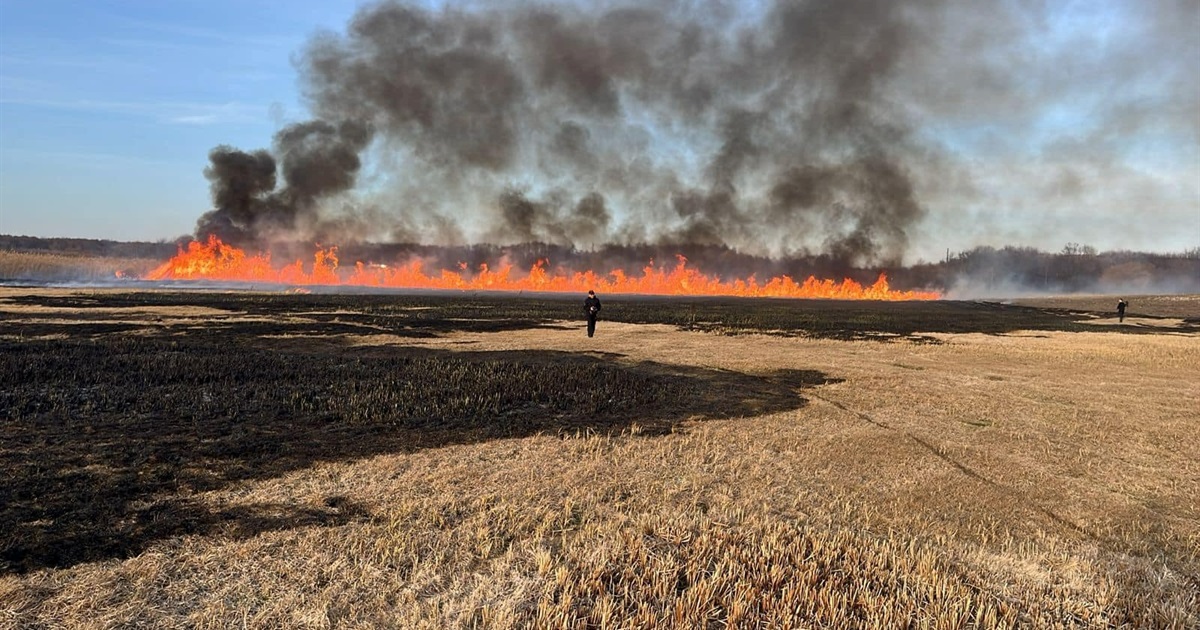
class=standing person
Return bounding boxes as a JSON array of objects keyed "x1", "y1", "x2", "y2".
[
  {"x1": 584, "y1": 290, "x2": 602, "y2": 338},
  {"x1": 1117, "y1": 298, "x2": 1127, "y2": 323}
]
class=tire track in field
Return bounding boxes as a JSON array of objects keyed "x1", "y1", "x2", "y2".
[{"x1": 806, "y1": 390, "x2": 1102, "y2": 543}]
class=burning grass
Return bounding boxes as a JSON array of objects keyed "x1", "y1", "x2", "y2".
[
  {"x1": 142, "y1": 235, "x2": 942, "y2": 300},
  {"x1": 1, "y1": 289, "x2": 1197, "y2": 627}
]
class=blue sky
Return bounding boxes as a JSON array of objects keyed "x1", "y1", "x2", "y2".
[
  {"x1": 1, "y1": 0, "x2": 1197, "y2": 260},
  {"x1": 0, "y1": 0, "x2": 361, "y2": 240}
]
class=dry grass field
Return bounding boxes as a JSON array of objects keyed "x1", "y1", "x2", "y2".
[
  {"x1": 0, "y1": 287, "x2": 1197, "y2": 628},
  {"x1": 0, "y1": 250, "x2": 161, "y2": 283}
]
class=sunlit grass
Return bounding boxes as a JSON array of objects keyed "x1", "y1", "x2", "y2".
[
  {"x1": 0, "y1": 250, "x2": 159, "y2": 282},
  {"x1": 1, "y1": 289, "x2": 1196, "y2": 628}
]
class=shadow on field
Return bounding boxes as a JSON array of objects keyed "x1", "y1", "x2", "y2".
[
  {"x1": 0, "y1": 324, "x2": 834, "y2": 574},
  {"x1": 3, "y1": 290, "x2": 1191, "y2": 574}
]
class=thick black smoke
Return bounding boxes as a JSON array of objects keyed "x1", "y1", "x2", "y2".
[
  {"x1": 193, "y1": 0, "x2": 1196, "y2": 268},
  {"x1": 197, "y1": 120, "x2": 370, "y2": 246},
  {"x1": 193, "y1": 0, "x2": 942, "y2": 263}
]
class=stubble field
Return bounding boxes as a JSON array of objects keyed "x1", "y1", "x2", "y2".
[{"x1": 0, "y1": 287, "x2": 1197, "y2": 628}]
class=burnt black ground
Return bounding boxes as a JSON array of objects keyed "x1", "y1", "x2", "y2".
[{"x1": 1, "y1": 289, "x2": 1194, "y2": 574}]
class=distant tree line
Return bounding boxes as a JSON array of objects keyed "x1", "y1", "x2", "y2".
[
  {"x1": 0, "y1": 235, "x2": 181, "y2": 260},
  {"x1": 2, "y1": 234, "x2": 1197, "y2": 293},
  {"x1": 903, "y1": 245, "x2": 1200, "y2": 294},
  {"x1": 301, "y1": 241, "x2": 1200, "y2": 294}
]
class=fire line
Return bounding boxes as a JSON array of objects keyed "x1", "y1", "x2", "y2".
[{"x1": 144, "y1": 236, "x2": 941, "y2": 300}]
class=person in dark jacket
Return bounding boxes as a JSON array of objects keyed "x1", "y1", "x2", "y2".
[
  {"x1": 584, "y1": 290, "x2": 602, "y2": 337},
  {"x1": 1117, "y1": 298, "x2": 1127, "y2": 323}
]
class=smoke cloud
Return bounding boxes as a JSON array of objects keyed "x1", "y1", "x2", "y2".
[
  {"x1": 196, "y1": 120, "x2": 370, "y2": 244},
  {"x1": 195, "y1": 0, "x2": 1198, "y2": 267}
]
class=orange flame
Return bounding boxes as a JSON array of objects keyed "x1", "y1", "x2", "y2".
[{"x1": 145, "y1": 236, "x2": 940, "y2": 300}]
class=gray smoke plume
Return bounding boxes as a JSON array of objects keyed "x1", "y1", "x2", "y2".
[{"x1": 194, "y1": 0, "x2": 1198, "y2": 267}]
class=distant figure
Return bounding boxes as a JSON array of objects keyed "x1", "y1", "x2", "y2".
[
  {"x1": 1117, "y1": 299, "x2": 1128, "y2": 323},
  {"x1": 584, "y1": 290, "x2": 602, "y2": 337}
]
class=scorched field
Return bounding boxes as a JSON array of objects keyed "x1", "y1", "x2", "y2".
[{"x1": 1, "y1": 288, "x2": 1197, "y2": 628}]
